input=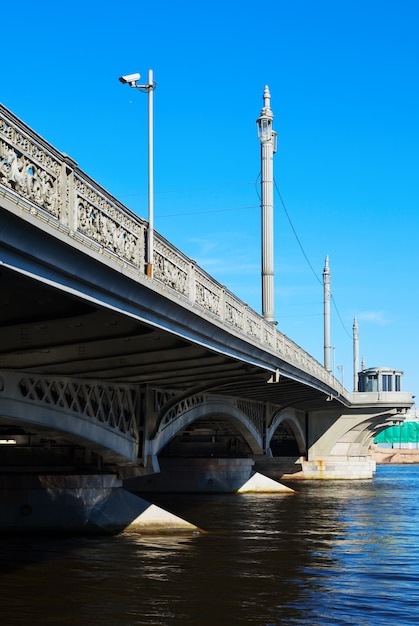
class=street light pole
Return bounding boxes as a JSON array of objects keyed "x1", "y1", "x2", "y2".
[
  {"x1": 337, "y1": 365, "x2": 345, "y2": 388},
  {"x1": 119, "y1": 69, "x2": 156, "y2": 277},
  {"x1": 353, "y1": 316, "x2": 359, "y2": 391},
  {"x1": 323, "y1": 255, "x2": 331, "y2": 372},
  {"x1": 257, "y1": 85, "x2": 277, "y2": 325},
  {"x1": 147, "y1": 69, "x2": 154, "y2": 278}
]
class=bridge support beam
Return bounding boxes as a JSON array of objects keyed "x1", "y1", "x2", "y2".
[
  {"x1": 0, "y1": 473, "x2": 201, "y2": 534},
  {"x1": 300, "y1": 405, "x2": 404, "y2": 479}
]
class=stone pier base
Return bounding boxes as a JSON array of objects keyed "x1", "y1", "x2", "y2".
[
  {"x1": 254, "y1": 455, "x2": 376, "y2": 480},
  {"x1": 301, "y1": 456, "x2": 376, "y2": 479},
  {"x1": 237, "y1": 472, "x2": 294, "y2": 493},
  {"x1": 124, "y1": 458, "x2": 293, "y2": 493},
  {"x1": 0, "y1": 473, "x2": 201, "y2": 534}
]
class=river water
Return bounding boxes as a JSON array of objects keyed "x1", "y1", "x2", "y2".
[{"x1": 1, "y1": 464, "x2": 419, "y2": 625}]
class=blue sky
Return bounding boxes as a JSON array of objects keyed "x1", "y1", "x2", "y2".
[{"x1": 2, "y1": 0, "x2": 418, "y2": 398}]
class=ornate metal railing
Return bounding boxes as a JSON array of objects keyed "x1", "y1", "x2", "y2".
[{"x1": 0, "y1": 103, "x2": 347, "y2": 399}]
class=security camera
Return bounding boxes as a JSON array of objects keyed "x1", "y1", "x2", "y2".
[{"x1": 119, "y1": 73, "x2": 141, "y2": 85}]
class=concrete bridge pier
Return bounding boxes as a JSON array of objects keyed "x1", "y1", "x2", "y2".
[
  {"x1": 0, "y1": 458, "x2": 294, "y2": 534},
  {"x1": 254, "y1": 401, "x2": 409, "y2": 481},
  {"x1": 300, "y1": 404, "x2": 406, "y2": 480},
  {"x1": 126, "y1": 394, "x2": 296, "y2": 494},
  {"x1": 301, "y1": 456, "x2": 376, "y2": 480},
  {"x1": 0, "y1": 472, "x2": 202, "y2": 534},
  {"x1": 124, "y1": 457, "x2": 294, "y2": 494}
]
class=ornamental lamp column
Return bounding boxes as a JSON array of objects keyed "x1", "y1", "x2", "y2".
[
  {"x1": 257, "y1": 85, "x2": 277, "y2": 324},
  {"x1": 353, "y1": 316, "x2": 359, "y2": 391},
  {"x1": 323, "y1": 255, "x2": 331, "y2": 372}
]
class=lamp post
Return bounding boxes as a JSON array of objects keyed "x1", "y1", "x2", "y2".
[
  {"x1": 323, "y1": 255, "x2": 331, "y2": 372},
  {"x1": 337, "y1": 365, "x2": 345, "y2": 387},
  {"x1": 353, "y1": 316, "x2": 359, "y2": 391},
  {"x1": 256, "y1": 85, "x2": 277, "y2": 324},
  {"x1": 119, "y1": 70, "x2": 156, "y2": 277}
]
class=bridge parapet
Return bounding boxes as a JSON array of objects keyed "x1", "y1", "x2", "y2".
[
  {"x1": 0, "y1": 103, "x2": 346, "y2": 400},
  {"x1": 350, "y1": 391, "x2": 412, "y2": 408},
  {"x1": 0, "y1": 105, "x2": 147, "y2": 268}
]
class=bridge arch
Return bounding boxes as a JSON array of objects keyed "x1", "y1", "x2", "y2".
[
  {"x1": 266, "y1": 408, "x2": 306, "y2": 457},
  {"x1": 0, "y1": 372, "x2": 139, "y2": 463},
  {"x1": 150, "y1": 395, "x2": 264, "y2": 457}
]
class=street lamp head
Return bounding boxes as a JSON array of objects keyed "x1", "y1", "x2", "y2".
[
  {"x1": 257, "y1": 116, "x2": 272, "y2": 142},
  {"x1": 256, "y1": 85, "x2": 275, "y2": 144},
  {"x1": 119, "y1": 73, "x2": 141, "y2": 86}
]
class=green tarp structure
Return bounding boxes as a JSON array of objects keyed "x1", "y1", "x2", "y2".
[{"x1": 374, "y1": 422, "x2": 419, "y2": 444}]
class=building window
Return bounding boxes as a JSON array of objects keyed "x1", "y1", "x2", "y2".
[
  {"x1": 382, "y1": 374, "x2": 392, "y2": 391},
  {"x1": 359, "y1": 374, "x2": 378, "y2": 392}
]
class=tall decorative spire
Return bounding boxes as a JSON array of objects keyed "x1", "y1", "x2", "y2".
[{"x1": 262, "y1": 85, "x2": 272, "y2": 115}]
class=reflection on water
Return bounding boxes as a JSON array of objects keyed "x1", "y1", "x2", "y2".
[{"x1": 1, "y1": 466, "x2": 419, "y2": 625}]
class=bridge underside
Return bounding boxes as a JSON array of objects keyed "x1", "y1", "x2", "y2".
[
  {"x1": 0, "y1": 257, "x2": 340, "y2": 473},
  {"x1": 0, "y1": 262, "x2": 332, "y2": 407},
  {"x1": 2, "y1": 206, "x2": 405, "y2": 488},
  {"x1": 0, "y1": 208, "x2": 410, "y2": 490}
]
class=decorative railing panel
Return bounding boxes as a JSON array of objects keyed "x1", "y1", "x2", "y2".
[
  {"x1": 236, "y1": 398, "x2": 265, "y2": 434},
  {"x1": 154, "y1": 236, "x2": 189, "y2": 296},
  {"x1": 159, "y1": 393, "x2": 206, "y2": 431},
  {"x1": 194, "y1": 266, "x2": 222, "y2": 316},
  {"x1": 0, "y1": 115, "x2": 62, "y2": 219},
  {"x1": 224, "y1": 294, "x2": 244, "y2": 330},
  {"x1": 17, "y1": 375, "x2": 139, "y2": 439},
  {"x1": 74, "y1": 174, "x2": 144, "y2": 266}
]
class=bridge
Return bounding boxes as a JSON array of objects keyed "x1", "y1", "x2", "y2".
[{"x1": 0, "y1": 103, "x2": 412, "y2": 533}]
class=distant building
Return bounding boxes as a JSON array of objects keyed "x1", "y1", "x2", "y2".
[{"x1": 358, "y1": 366, "x2": 403, "y2": 393}]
